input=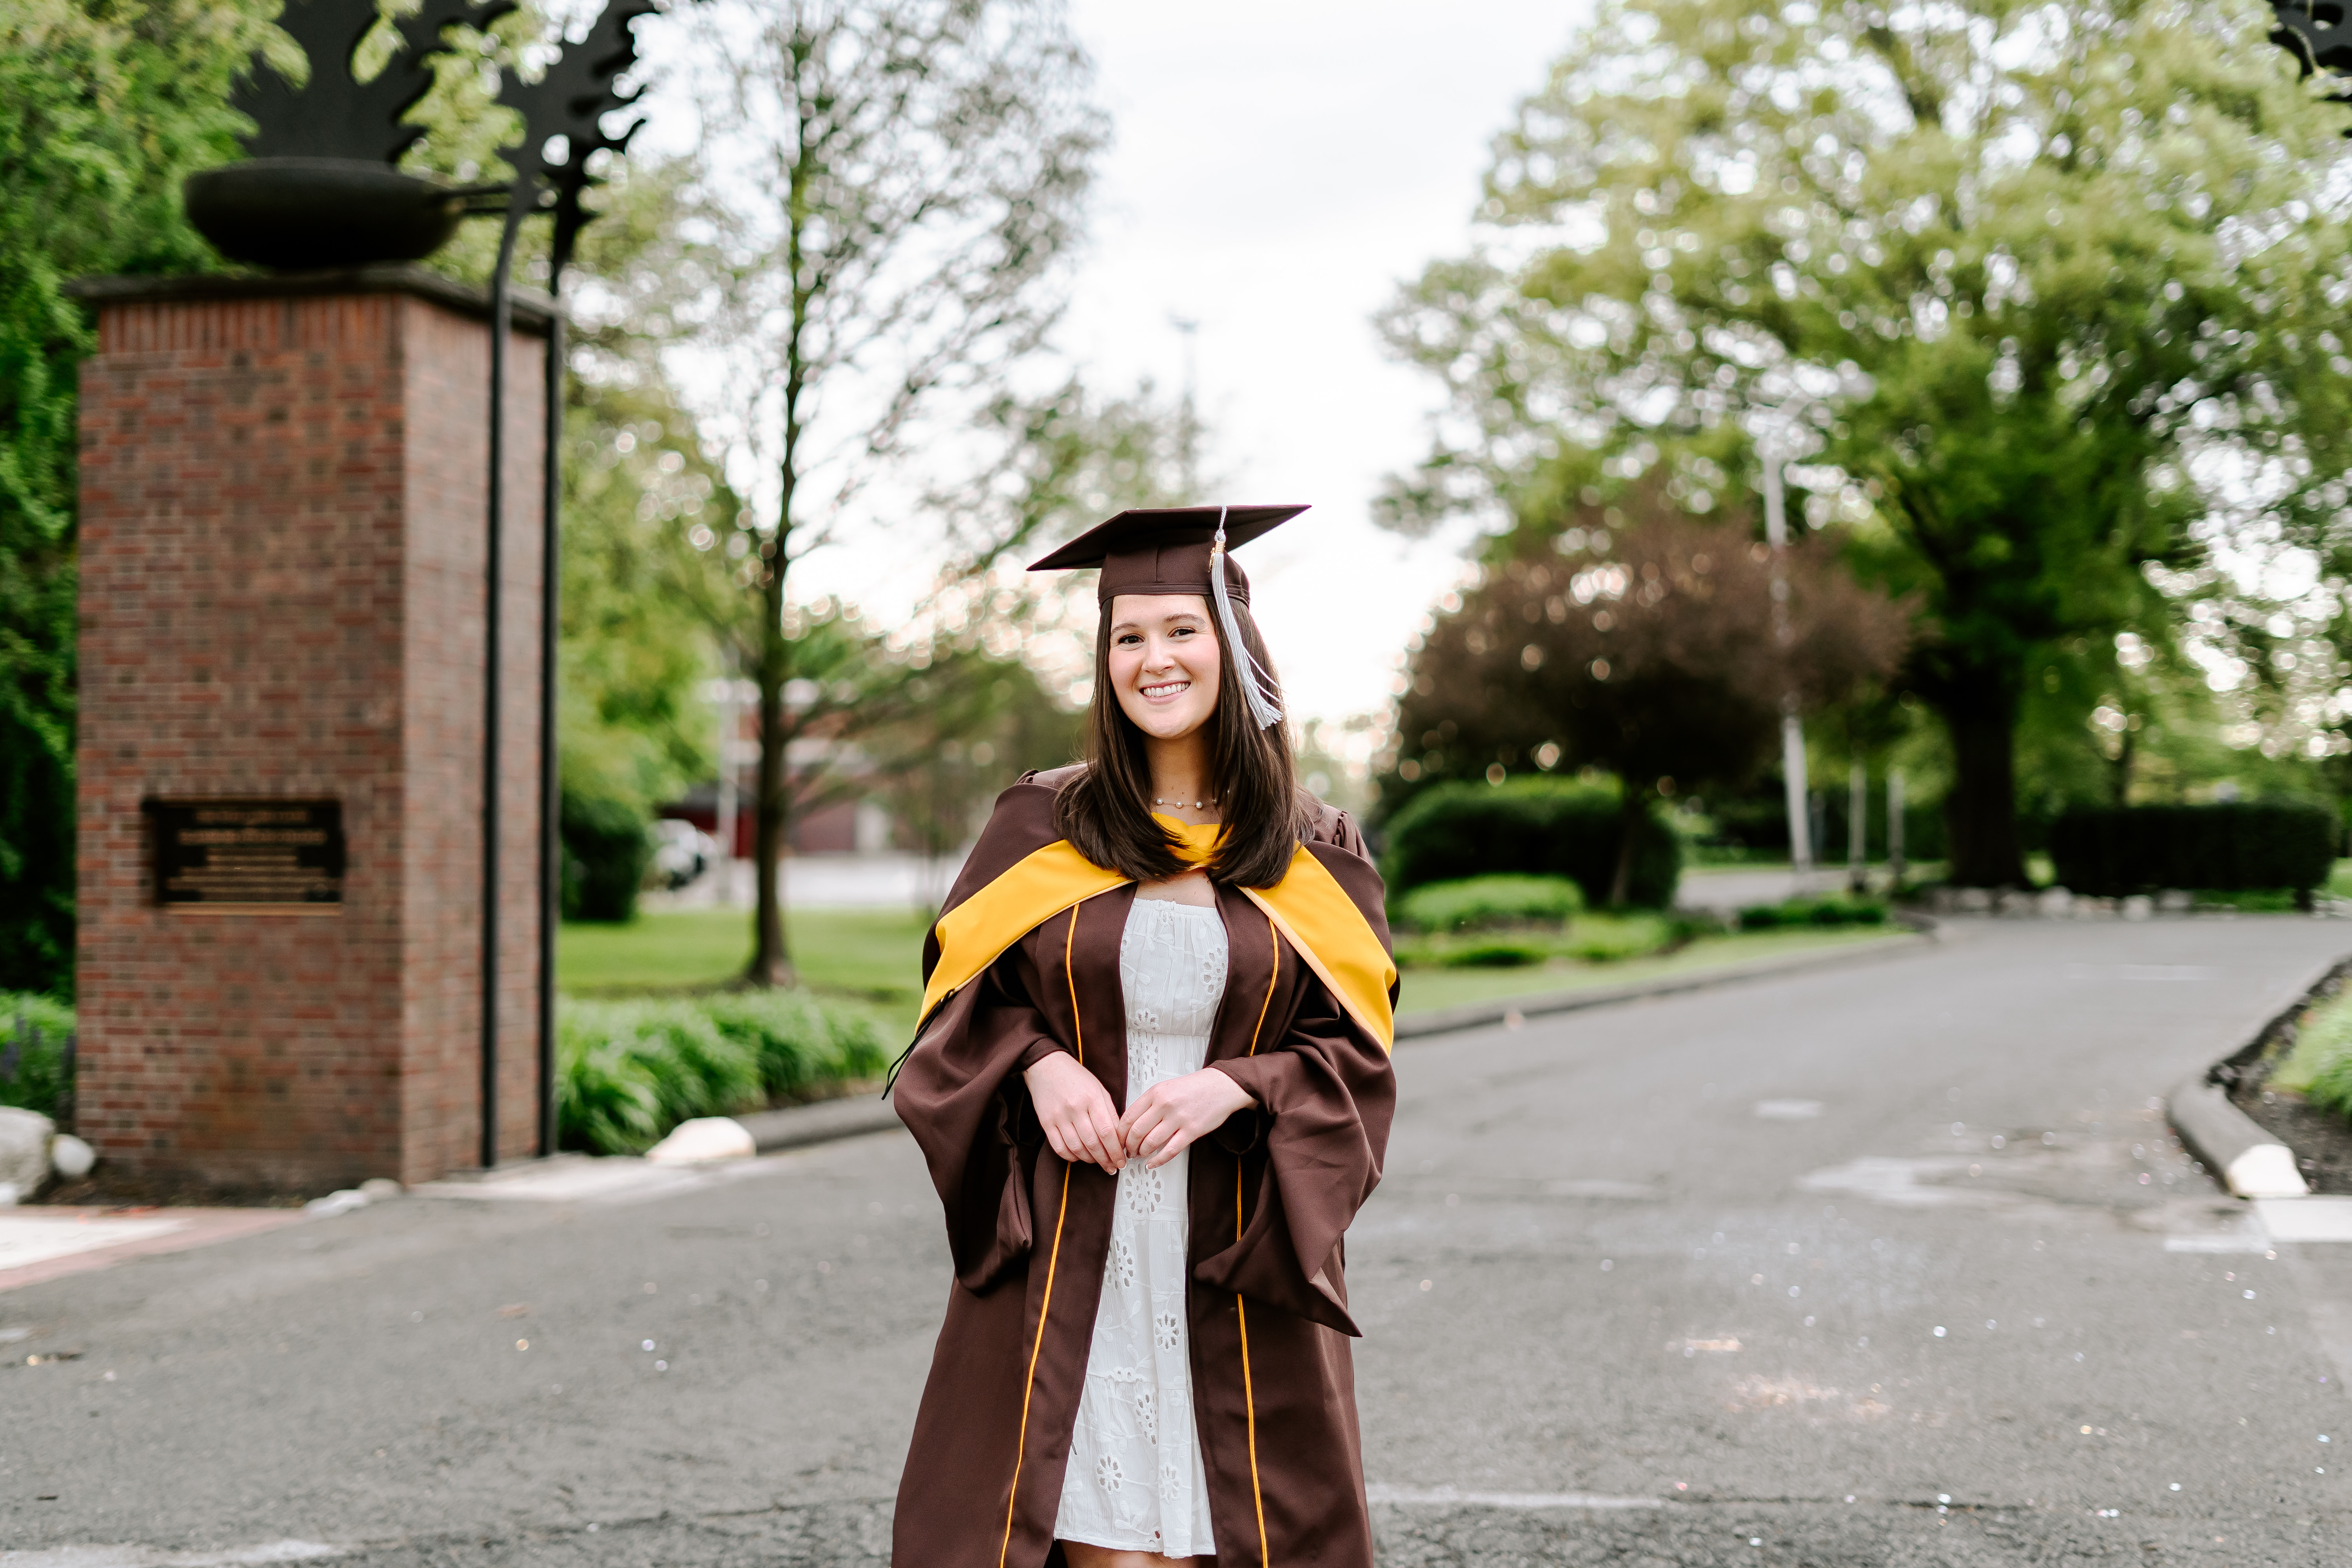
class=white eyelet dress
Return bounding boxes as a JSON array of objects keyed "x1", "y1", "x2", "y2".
[{"x1": 1051, "y1": 897, "x2": 1225, "y2": 1555}]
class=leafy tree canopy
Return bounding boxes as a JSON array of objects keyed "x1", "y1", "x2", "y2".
[
  {"x1": 0, "y1": 0, "x2": 276, "y2": 992},
  {"x1": 1380, "y1": 0, "x2": 2352, "y2": 885}
]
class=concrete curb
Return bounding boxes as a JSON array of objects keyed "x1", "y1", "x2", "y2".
[
  {"x1": 2165, "y1": 1072, "x2": 2308, "y2": 1198},
  {"x1": 734, "y1": 1096, "x2": 903, "y2": 1152},
  {"x1": 1392, "y1": 930, "x2": 1935, "y2": 1043},
  {"x1": 645, "y1": 1095, "x2": 903, "y2": 1163},
  {"x1": 2163, "y1": 956, "x2": 2352, "y2": 1200}
]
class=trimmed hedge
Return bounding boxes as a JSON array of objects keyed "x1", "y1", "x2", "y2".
[
  {"x1": 0, "y1": 992, "x2": 74, "y2": 1122},
  {"x1": 1381, "y1": 779, "x2": 1681, "y2": 908},
  {"x1": 1392, "y1": 874, "x2": 1584, "y2": 935},
  {"x1": 2048, "y1": 802, "x2": 2338, "y2": 896},
  {"x1": 561, "y1": 789, "x2": 654, "y2": 922},
  {"x1": 1737, "y1": 896, "x2": 1888, "y2": 930}
]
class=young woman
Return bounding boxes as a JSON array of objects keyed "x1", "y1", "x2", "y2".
[{"x1": 890, "y1": 506, "x2": 1398, "y2": 1568}]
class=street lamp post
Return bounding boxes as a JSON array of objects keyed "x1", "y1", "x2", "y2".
[{"x1": 1759, "y1": 442, "x2": 1813, "y2": 875}]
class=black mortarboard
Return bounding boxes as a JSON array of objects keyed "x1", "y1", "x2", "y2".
[{"x1": 1026, "y1": 504, "x2": 1308, "y2": 604}]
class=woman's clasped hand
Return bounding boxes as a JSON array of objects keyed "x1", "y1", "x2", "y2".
[{"x1": 1022, "y1": 1050, "x2": 1254, "y2": 1173}]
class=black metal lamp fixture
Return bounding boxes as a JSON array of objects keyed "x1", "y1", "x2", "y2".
[
  {"x1": 2266, "y1": 0, "x2": 2352, "y2": 125},
  {"x1": 191, "y1": 0, "x2": 658, "y2": 1168}
]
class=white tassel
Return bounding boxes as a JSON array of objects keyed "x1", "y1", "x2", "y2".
[{"x1": 1209, "y1": 506, "x2": 1284, "y2": 730}]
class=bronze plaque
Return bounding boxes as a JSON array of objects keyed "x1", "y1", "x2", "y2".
[{"x1": 148, "y1": 799, "x2": 345, "y2": 908}]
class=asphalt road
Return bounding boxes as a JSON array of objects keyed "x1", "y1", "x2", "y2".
[{"x1": 7, "y1": 916, "x2": 2352, "y2": 1567}]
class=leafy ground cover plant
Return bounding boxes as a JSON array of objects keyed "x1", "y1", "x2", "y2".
[
  {"x1": 557, "y1": 991, "x2": 887, "y2": 1155},
  {"x1": 0, "y1": 991, "x2": 74, "y2": 1120},
  {"x1": 2270, "y1": 987, "x2": 2352, "y2": 1122}
]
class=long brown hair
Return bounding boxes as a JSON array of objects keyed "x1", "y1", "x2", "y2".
[{"x1": 1054, "y1": 595, "x2": 1310, "y2": 888}]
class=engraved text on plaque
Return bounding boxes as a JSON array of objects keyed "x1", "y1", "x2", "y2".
[{"x1": 148, "y1": 799, "x2": 346, "y2": 908}]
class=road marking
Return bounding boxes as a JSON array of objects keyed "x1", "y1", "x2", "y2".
[
  {"x1": 1545, "y1": 1178, "x2": 1661, "y2": 1200},
  {"x1": 1797, "y1": 1156, "x2": 2007, "y2": 1209},
  {"x1": 1367, "y1": 1484, "x2": 1661, "y2": 1509},
  {"x1": 2256, "y1": 1197, "x2": 2352, "y2": 1244},
  {"x1": 0, "y1": 1541, "x2": 338, "y2": 1567},
  {"x1": 1755, "y1": 1100, "x2": 1824, "y2": 1120},
  {"x1": 2163, "y1": 1232, "x2": 2272, "y2": 1253}
]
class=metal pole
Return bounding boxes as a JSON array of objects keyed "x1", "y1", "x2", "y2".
[
  {"x1": 1849, "y1": 757, "x2": 1867, "y2": 893},
  {"x1": 1889, "y1": 766, "x2": 1907, "y2": 887},
  {"x1": 536, "y1": 285, "x2": 566, "y2": 1158},
  {"x1": 715, "y1": 673, "x2": 737, "y2": 888},
  {"x1": 1762, "y1": 443, "x2": 1811, "y2": 874},
  {"x1": 482, "y1": 199, "x2": 528, "y2": 1172}
]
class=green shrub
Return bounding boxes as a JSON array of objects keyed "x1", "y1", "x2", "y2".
[
  {"x1": 1392, "y1": 874, "x2": 1583, "y2": 934},
  {"x1": 557, "y1": 1029, "x2": 668, "y2": 1156},
  {"x1": 697, "y1": 989, "x2": 888, "y2": 1100},
  {"x1": 2049, "y1": 802, "x2": 2338, "y2": 895},
  {"x1": 555, "y1": 991, "x2": 888, "y2": 1154},
  {"x1": 1393, "y1": 911, "x2": 1676, "y2": 969},
  {"x1": 1438, "y1": 939, "x2": 1550, "y2": 968},
  {"x1": 560, "y1": 789, "x2": 653, "y2": 923},
  {"x1": 2273, "y1": 986, "x2": 2352, "y2": 1100},
  {"x1": 1737, "y1": 896, "x2": 1889, "y2": 930},
  {"x1": 2306, "y1": 1045, "x2": 2352, "y2": 1125},
  {"x1": 1381, "y1": 778, "x2": 1682, "y2": 907},
  {"x1": 0, "y1": 992, "x2": 74, "y2": 1121}
]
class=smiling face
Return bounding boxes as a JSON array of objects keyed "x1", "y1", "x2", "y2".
[{"x1": 1106, "y1": 593, "x2": 1223, "y2": 746}]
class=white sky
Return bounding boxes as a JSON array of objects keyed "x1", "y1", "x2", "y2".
[{"x1": 653, "y1": 1, "x2": 1588, "y2": 730}]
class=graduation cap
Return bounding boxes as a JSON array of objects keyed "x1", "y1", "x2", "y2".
[{"x1": 1027, "y1": 503, "x2": 1307, "y2": 729}]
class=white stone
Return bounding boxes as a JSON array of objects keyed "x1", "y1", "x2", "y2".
[
  {"x1": 2158, "y1": 888, "x2": 2194, "y2": 912},
  {"x1": 303, "y1": 1189, "x2": 369, "y2": 1218},
  {"x1": 0, "y1": 1106, "x2": 54, "y2": 1198},
  {"x1": 2122, "y1": 895, "x2": 2153, "y2": 921},
  {"x1": 0, "y1": 1181, "x2": 18, "y2": 1208},
  {"x1": 358, "y1": 1177, "x2": 403, "y2": 1200},
  {"x1": 2225, "y1": 1144, "x2": 2309, "y2": 1199},
  {"x1": 646, "y1": 1117, "x2": 756, "y2": 1163},
  {"x1": 49, "y1": 1133, "x2": 94, "y2": 1180},
  {"x1": 2038, "y1": 886, "x2": 2073, "y2": 916}
]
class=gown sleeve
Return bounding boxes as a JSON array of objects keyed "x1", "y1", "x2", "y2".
[
  {"x1": 889, "y1": 781, "x2": 1074, "y2": 1295},
  {"x1": 1196, "y1": 799, "x2": 1397, "y2": 1336},
  {"x1": 892, "y1": 954, "x2": 1062, "y2": 1294}
]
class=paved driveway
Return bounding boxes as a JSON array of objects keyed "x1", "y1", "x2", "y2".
[{"x1": 4, "y1": 916, "x2": 2349, "y2": 1565}]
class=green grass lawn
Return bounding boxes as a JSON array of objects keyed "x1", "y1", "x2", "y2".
[
  {"x1": 562, "y1": 906, "x2": 1913, "y2": 1042},
  {"x1": 560, "y1": 907, "x2": 931, "y2": 1040},
  {"x1": 1395, "y1": 925, "x2": 1911, "y2": 1016}
]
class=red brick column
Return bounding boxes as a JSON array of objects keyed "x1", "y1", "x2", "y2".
[{"x1": 73, "y1": 270, "x2": 550, "y2": 1191}]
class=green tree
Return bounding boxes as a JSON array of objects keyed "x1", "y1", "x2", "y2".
[
  {"x1": 1379, "y1": 0, "x2": 2352, "y2": 886},
  {"x1": 1392, "y1": 491, "x2": 1908, "y2": 901},
  {"x1": 681, "y1": 0, "x2": 1105, "y2": 985},
  {"x1": 0, "y1": 0, "x2": 279, "y2": 993}
]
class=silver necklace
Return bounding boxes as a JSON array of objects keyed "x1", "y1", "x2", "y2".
[{"x1": 1153, "y1": 795, "x2": 1218, "y2": 810}]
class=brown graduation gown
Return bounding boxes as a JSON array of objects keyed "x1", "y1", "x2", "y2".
[{"x1": 890, "y1": 767, "x2": 1397, "y2": 1567}]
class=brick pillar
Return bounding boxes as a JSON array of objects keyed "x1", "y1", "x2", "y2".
[{"x1": 72, "y1": 268, "x2": 550, "y2": 1191}]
